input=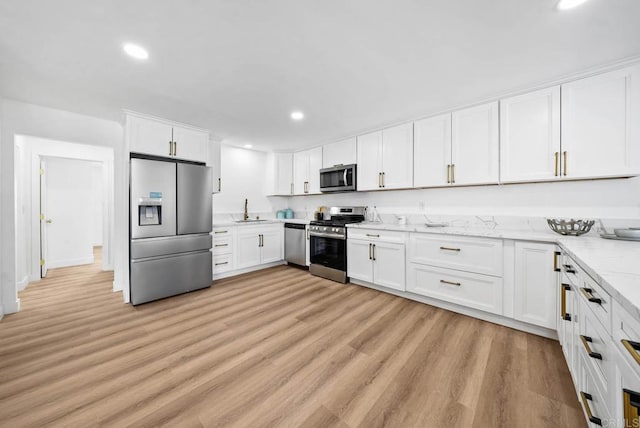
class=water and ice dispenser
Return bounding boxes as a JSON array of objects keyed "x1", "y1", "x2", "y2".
[{"x1": 138, "y1": 197, "x2": 162, "y2": 226}]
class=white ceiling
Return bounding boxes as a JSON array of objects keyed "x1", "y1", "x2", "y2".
[{"x1": 1, "y1": 0, "x2": 640, "y2": 151}]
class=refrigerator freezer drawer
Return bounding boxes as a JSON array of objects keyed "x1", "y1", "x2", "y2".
[
  {"x1": 131, "y1": 234, "x2": 212, "y2": 260},
  {"x1": 130, "y1": 250, "x2": 212, "y2": 305}
]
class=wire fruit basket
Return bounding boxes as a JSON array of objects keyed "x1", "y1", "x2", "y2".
[{"x1": 547, "y1": 219, "x2": 595, "y2": 236}]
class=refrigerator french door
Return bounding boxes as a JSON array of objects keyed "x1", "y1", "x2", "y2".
[{"x1": 130, "y1": 156, "x2": 213, "y2": 305}]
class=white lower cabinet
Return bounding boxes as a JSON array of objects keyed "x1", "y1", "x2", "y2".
[
  {"x1": 407, "y1": 263, "x2": 503, "y2": 315},
  {"x1": 347, "y1": 230, "x2": 406, "y2": 291},
  {"x1": 513, "y1": 242, "x2": 558, "y2": 329},
  {"x1": 213, "y1": 223, "x2": 284, "y2": 278},
  {"x1": 236, "y1": 224, "x2": 283, "y2": 270}
]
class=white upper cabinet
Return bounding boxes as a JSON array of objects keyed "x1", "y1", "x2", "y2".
[
  {"x1": 561, "y1": 64, "x2": 640, "y2": 179},
  {"x1": 323, "y1": 138, "x2": 357, "y2": 168},
  {"x1": 500, "y1": 87, "x2": 561, "y2": 182},
  {"x1": 356, "y1": 131, "x2": 383, "y2": 191},
  {"x1": 381, "y1": 123, "x2": 414, "y2": 189},
  {"x1": 129, "y1": 116, "x2": 174, "y2": 158},
  {"x1": 272, "y1": 153, "x2": 293, "y2": 195},
  {"x1": 357, "y1": 124, "x2": 413, "y2": 191},
  {"x1": 208, "y1": 139, "x2": 222, "y2": 193},
  {"x1": 451, "y1": 101, "x2": 499, "y2": 185},
  {"x1": 127, "y1": 114, "x2": 209, "y2": 163},
  {"x1": 293, "y1": 147, "x2": 323, "y2": 195},
  {"x1": 414, "y1": 113, "x2": 452, "y2": 187},
  {"x1": 171, "y1": 126, "x2": 209, "y2": 162}
]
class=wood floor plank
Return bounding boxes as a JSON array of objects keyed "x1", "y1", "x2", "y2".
[{"x1": 0, "y1": 249, "x2": 585, "y2": 428}]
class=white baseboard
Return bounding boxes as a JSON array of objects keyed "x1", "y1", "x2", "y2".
[
  {"x1": 48, "y1": 255, "x2": 94, "y2": 269},
  {"x1": 16, "y1": 275, "x2": 29, "y2": 292},
  {"x1": 213, "y1": 260, "x2": 286, "y2": 281},
  {"x1": 350, "y1": 279, "x2": 557, "y2": 340},
  {"x1": 3, "y1": 297, "x2": 21, "y2": 315}
]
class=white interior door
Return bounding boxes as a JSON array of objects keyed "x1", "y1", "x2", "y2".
[{"x1": 39, "y1": 159, "x2": 48, "y2": 278}]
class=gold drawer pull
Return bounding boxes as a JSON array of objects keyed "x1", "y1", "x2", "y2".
[
  {"x1": 440, "y1": 280, "x2": 461, "y2": 286},
  {"x1": 214, "y1": 243, "x2": 228, "y2": 247},
  {"x1": 580, "y1": 287, "x2": 602, "y2": 305},
  {"x1": 561, "y1": 283, "x2": 572, "y2": 321},
  {"x1": 554, "y1": 152, "x2": 559, "y2": 176},
  {"x1": 214, "y1": 230, "x2": 228, "y2": 234},
  {"x1": 215, "y1": 261, "x2": 228, "y2": 266},
  {"x1": 580, "y1": 392, "x2": 602, "y2": 426},
  {"x1": 440, "y1": 246, "x2": 461, "y2": 252},
  {"x1": 623, "y1": 388, "x2": 640, "y2": 426},
  {"x1": 563, "y1": 264, "x2": 576, "y2": 274},
  {"x1": 366, "y1": 234, "x2": 380, "y2": 238},
  {"x1": 580, "y1": 335, "x2": 603, "y2": 360},
  {"x1": 622, "y1": 339, "x2": 640, "y2": 366}
]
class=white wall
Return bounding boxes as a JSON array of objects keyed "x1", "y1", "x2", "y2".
[
  {"x1": 44, "y1": 158, "x2": 99, "y2": 268},
  {"x1": 281, "y1": 176, "x2": 640, "y2": 220},
  {"x1": 0, "y1": 99, "x2": 122, "y2": 315},
  {"x1": 213, "y1": 145, "x2": 278, "y2": 215},
  {"x1": 90, "y1": 163, "x2": 104, "y2": 246}
]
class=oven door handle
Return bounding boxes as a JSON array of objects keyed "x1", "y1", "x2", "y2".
[{"x1": 309, "y1": 232, "x2": 346, "y2": 240}]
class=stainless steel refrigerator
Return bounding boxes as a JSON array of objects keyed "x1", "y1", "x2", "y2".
[{"x1": 130, "y1": 156, "x2": 213, "y2": 305}]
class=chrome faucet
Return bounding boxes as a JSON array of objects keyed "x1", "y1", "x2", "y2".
[{"x1": 244, "y1": 198, "x2": 249, "y2": 220}]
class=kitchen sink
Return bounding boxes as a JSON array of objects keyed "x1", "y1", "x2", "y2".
[{"x1": 233, "y1": 219, "x2": 269, "y2": 223}]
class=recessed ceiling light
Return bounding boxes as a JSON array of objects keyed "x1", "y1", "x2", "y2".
[
  {"x1": 243, "y1": 144, "x2": 253, "y2": 149},
  {"x1": 123, "y1": 43, "x2": 149, "y2": 60},
  {"x1": 291, "y1": 111, "x2": 304, "y2": 121},
  {"x1": 556, "y1": 0, "x2": 589, "y2": 10}
]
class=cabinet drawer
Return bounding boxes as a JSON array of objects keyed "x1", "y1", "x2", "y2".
[
  {"x1": 579, "y1": 296, "x2": 613, "y2": 403},
  {"x1": 407, "y1": 263, "x2": 503, "y2": 315},
  {"x1": 408, "y1": 233, "x2": 503, "y2": 277},
  {"x1": 613, "y1": 347, "x2": 640, "y2": 428},
  {"x1": 212, "y1": 235, "x2": 233, "y2": 255},
  {"x1": 613, "y1": 300, "x2": 640, "y2": 379},
  {"x1": 213, "y1": 254, "x2": 234, "y2": 274},
  {"x1": 578, "y1": 269, "x2": 612, "y2": 334},
  {"x1": 579, "y1": 352, "x2": 613, "y2": 428},
  {"x1": 348, "y1": 228, "x2": 406, "y2": 243}
]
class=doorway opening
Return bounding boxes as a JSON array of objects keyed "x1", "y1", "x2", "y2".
[{"x1": 14, "y1": 135, "x2": 114, "y2": 295}]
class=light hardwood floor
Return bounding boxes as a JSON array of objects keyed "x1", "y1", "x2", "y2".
[{"x1": 0, "y1": 253, "x2": 585, "y2": 427}]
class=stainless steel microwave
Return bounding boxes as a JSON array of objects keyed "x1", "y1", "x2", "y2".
[{"x1": 319, "y1": 164, "x2": 357, "y2": 192}]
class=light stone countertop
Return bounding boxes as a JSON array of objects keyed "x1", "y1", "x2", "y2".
[
  {"x1": 347, "y1": 222, "x2": 640, "y2": 320},
  {"x1": 212, "y1": 218, "x2": 310, "y2": 227}
]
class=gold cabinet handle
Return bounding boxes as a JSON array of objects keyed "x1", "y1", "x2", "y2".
[
  {"x1": 215, "y1": 261, "x2": 229, "y2": 266},
  {"x1": 440, "y1": 279, "x2": 461, "y2": 286},
  {"x1": 439, "y1": 246, "x2": 460, "y2": 252},
  {"x1": 580, "y1": 287, "x2": 602, "y2": 305},
  {"x1": 561, "y1": 284, "x2": 571, "y2": 321},
  {"x1": 366, "y1": 234, "x2": 380, "y2": 238},
  {"x1": 372, "y1": 244, "x2": 376, "y2": 261},
  {"x1": 622, "y1": 339, "x2": 640, "y2": 366},
  {"x1": 214, "y1": 230, "x2": 228, "y2": 234},
  {"x1": 382, "y1": 172, "x2": 385, "y2": 188},
  {"x1": 446, "y1": 164, "x2": 451, "y2": 184},
  {"x1": 580, "y1": 335, "x2": 603, "y2": 360},
  {"x1": 563, "y1": 151, "x2": 567, "y2": 176},
  {"x1": 169, "y1": 141, "x2": 173, "y2": 156},
  {"x1": 623, "y1": 388, "x2": 640, "y2": 424},
  {"x1": 378, "y1": 172, "x2": 382, "y2": 188},
  {"x1": 554, "y1": 152, "x2": 559, "y2": 177},
  {"x1": 451, "y1": 164, "x2": 456, "y2": 184},
  {"x1": 553, "y1": 251, "x2": 561, "y2": 272},
  {"x1": 214, "y1": 243, "x2": 228, "y2": 247},
  {"x1": 218, "y1": 178, "x2": 221, "y2": 192},
  {"x1": 580, "y1": 392, "x2": 602, "y2": 426},
  {"x1": 174, "y1": 141, "x2": 177, "y2": 156},
  {"x1": 563, "y1": 264, "x2": 576, "y2": 274},
  {"x1": 369, "y1": 243, "x2": 372, "y2": 260}
]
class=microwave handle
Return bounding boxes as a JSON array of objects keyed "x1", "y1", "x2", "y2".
[{"x1": 343, "y1": 168, "x2": 348, "y2": 185}]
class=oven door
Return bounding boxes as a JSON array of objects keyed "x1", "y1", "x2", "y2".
[
  {"x1": 310, "y1": 234, "x2": 346, "y2": 272},
  {"x1": 320, "y1": 164, "x2": 356, "y2": 192}
]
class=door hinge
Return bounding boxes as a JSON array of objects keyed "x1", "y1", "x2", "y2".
[
  {"x1": 39, "y1": 168, "x2": 45, "y2": 175},
  {"x1": 40, "y1": 259, "x2": 45, "y2": 266}
]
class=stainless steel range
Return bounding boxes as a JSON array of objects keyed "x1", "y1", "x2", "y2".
[{"x1": 309, "y1": 206, "x2": 366, "y2": 283}]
